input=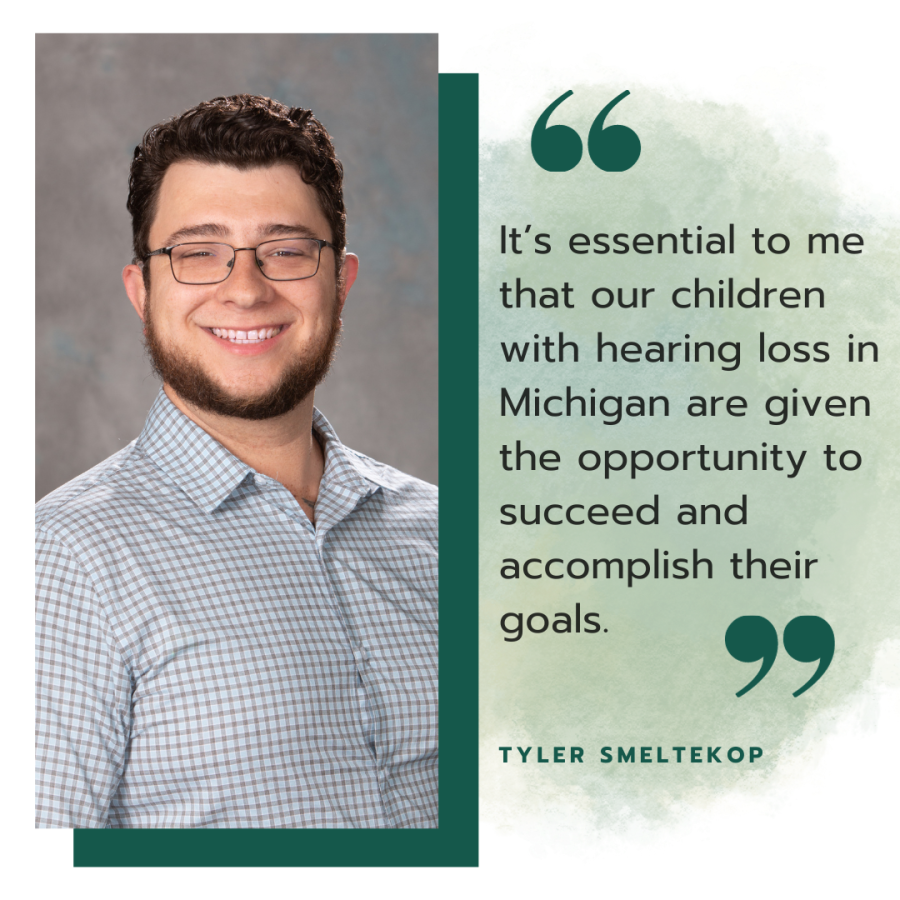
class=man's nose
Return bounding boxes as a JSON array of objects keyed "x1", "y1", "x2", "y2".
[{"x1": 221, "y1": 248, "x2": 270, "y2": 305}]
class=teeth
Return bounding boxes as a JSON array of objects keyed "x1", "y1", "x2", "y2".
[{"x1": 211, "y1": 326, "x2": 283, "y2": 343}]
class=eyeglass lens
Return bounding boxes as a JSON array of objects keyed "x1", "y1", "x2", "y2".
[{"x1": 170, "y1": 239, "x2": 322, "y2": 284}]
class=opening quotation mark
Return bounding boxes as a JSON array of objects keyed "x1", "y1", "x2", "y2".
[
  {"x1": 725, "y1": 615, "x2": 835, "y2": 697},
  {"x1": 530, "y1": 89, "x2": 641, "y2": 172}
]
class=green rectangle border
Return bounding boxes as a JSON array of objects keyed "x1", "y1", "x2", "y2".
[{"x1": 73, "y1": 72, "x2": 479, "y2": 868}]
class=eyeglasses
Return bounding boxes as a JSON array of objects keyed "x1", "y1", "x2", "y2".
[{"x1": 145, "y1": 238, "x2": 335, "y2": 285}]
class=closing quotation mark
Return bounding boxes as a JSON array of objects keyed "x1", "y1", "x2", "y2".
[
  {"x1": 531, "y1": 89, "x2": 641, "y2": 172},
  {"x1": 725, "y1": 615, "x2": 835, "y2": 697}
]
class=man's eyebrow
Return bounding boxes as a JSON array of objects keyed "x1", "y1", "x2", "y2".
[
  {"x1": 163, "y1": 223, "x2": 231, "y2": 245},
  {"x1": 258, "y1": 223, "x2": 319, "y2": 239}
]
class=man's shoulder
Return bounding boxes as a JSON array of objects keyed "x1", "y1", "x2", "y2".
[
  {"x1": 350, "y1": 448, "x2": 436, "y2": 492},
  {"x1": 334, "y1": 445, "x2": 438, "y2": 554},
  {"x1": 35, "y1": 441, "x2": 158, "y2": 543},
  {"x1": 342, "y1": 444, "x2": 437, "y2": 504},
  {"x1": 330, "y1": 439, "x2": 438, "y2": 539},
  {"x1": 314, "y1": 408, "x2": 437, "y2": 511}
]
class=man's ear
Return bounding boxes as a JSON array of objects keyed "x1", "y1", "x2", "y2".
[
  {"x1": 337, "y1": 253, "x2": 359, "y2": 317},
  {"x1": 123, "y1": 264, "x2": 148, "y2": 322}
]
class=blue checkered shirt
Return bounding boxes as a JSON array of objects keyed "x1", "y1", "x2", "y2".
[{"x1": 35, "y1": 390, "x2": 438, "y2": 828}]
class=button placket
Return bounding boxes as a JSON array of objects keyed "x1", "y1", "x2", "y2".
[{"x1": 253, "y1": 468, "x2": 391, "y2": 796}]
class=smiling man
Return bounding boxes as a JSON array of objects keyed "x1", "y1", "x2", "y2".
[{"x1": 35, "y1": 96, "x2": 438, "y2": 829}]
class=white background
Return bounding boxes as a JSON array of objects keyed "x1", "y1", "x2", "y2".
[{"x1": 12, "y1": 3, "x2": 899, "y2": 896}]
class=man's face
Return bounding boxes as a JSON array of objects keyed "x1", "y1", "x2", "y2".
[{"x1": 123, "y1": 161, "x2": 357, "y2": 419}]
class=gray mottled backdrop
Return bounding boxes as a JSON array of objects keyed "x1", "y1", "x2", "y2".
[{"x1": 36, "y1": 34, "x2": 437, "y2": 501}]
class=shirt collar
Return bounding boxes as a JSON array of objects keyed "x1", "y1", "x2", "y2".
[
  {"x1": 311, "y1": 407, "x2": 395, "y2": 495},
  {"x1": 137, "y1": 391, "x2": 252, "y2": 513},
  {"x1": 137, "y1": 389, "x2": 389, "y2": 514}
]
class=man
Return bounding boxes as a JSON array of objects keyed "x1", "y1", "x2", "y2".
[{"x1": 35, "y1": 95, "x2": 438, "y2": 828}]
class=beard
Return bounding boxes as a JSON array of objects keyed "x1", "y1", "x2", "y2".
[{"x1": 143, "y1": 297, "x2": 343, "y2": 420}]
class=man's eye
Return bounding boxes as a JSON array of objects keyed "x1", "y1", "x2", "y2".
[
  {"x1": 266, "y1": 243, "x2": 316, "y2": 259},
  {"x1": 176, "y1": 246, "x2": 222, "y2": 260}
]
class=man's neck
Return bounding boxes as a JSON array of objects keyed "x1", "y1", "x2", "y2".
[{"x1": 163, "y1": 384, "x2": 325, "y2": 522}]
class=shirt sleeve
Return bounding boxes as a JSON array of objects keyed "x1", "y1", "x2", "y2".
[{"x1": 35, "y1": 529, "x2": 133, "y2": 828}]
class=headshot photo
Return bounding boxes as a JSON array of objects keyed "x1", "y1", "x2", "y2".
[{"x1": 35, "y1": 34, "x2": 438, "y2": 829}]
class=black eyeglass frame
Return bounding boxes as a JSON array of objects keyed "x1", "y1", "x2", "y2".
[{"x1": 145, "y1": 238, "x2": 336, "y2": 284}]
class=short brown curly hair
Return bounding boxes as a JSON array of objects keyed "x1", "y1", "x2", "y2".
[{"x1": 127, "y1": 94, "x2": 346, "y2": 285}]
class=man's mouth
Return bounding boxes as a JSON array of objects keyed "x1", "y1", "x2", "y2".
[{"x1": 208, "y1": 325, "x2": 285, "y2": 344}]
